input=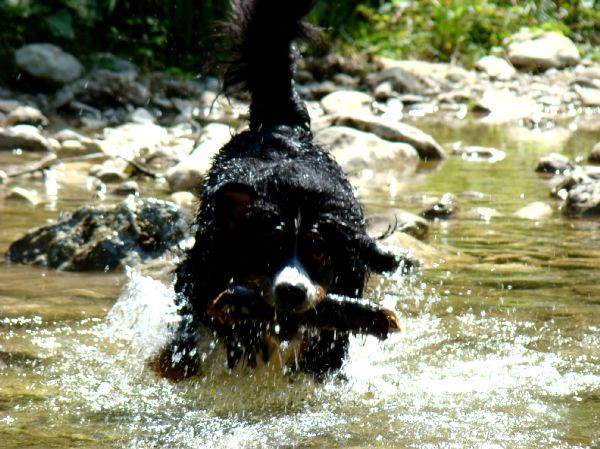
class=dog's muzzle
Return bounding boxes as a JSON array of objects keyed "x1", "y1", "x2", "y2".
[{"x1": 272, "y1": 264, "x2": 323, "y2": 313}]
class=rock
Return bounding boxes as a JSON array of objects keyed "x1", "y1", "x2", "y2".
[
  {"x1": 166, "y1": 123, "x2": 233, "y2": 193},
  {"x1": 367, "y1": 210, "x2": 429, "y2": 241},
  {"x1": 53, "y1": 69, "x2": 150, "y2": 110},
  {"x1": 376, "y1": 58, "x2": 477, "y2": 85},
  {"x1": 506, "y1": 31, "x2": 580, "y2": 71},
  {"x1": 464, "y1": 207, "x2": 502, "y2": 222},
  {"x1": 515, "y1": 202, "x2": 553, "y2": 220},
  {"x1": 4, "y1": 187, "x2": 40, "y2": 205},
  {"x1": 127, "y1": 107, "x2": 156, "y2": 124},
  {"x1": 475, "y1": 55, "x2": 516, "y2": 80},
  {"x1": 314, "y1": 126, "x2": 419, "y2": 173},
  {"x1": 54, "y1": 129, "x2": 103, "y2": 154},
  {"x1": 332, "y1": 73, "x2": 359, "y2": 88},
  {"x1": 100, "y1": 122, "x2": 170, "y2": 160},
  {"x1": 473, "y1": 89, "x2": 538, "y2": 124},
  {"x1": 90, "y1": 158, "x2": 130, "y2": 183},
  {"x1": 450, "y1": 144, "x2": 506, "y2": 163},
  {"x1": 574, "y1": 85, "x2": 600, "y2": 107},
  {"x1": 3, "y1": 106, "x2": 49, "y2": 128},
  {"x1": 564, "y1": 180, "x2": 600, "y2": 217},
  {"x1": 320, "y1": 90, "x2": 374, "y2": 116},
  {"x1": 15, "y1": 43, "x2": 83, "y2": 85},
  {"x1": 6, "y1": 198, "x2": 190, "y2": 271},
  {"x1": 374, "y1": 81, "x2": 394, "y2": 101},
  {"x1": 331, "y1": 114, "x2": 446, "y2": 160},
  {"x1": 110, "y1": 180, "x2": 139, "y2": 196},
  {"x1": 92, "y1": 52, "x2": 138, "y2": 75},
  {"x1": 535, "y1": 152, "x2": 575, "y2": 175},
  {"x1": 365, "y1": 67, "x2": 425, "y2": 94},
  {"x1": 589, "y1": 142, "x2": 600, "y2": 164},
  {"x1": 381, "y1": 231, "x2": 438, "y2": 268},
  {"x1": 0, "y1": 170, "x2": 7, "y2": 185},
  {"x1": 420, "y1": 193, "x2": 458, "y2": 220},
  {"x1": 0, "y1": 125, "x2": 54, "y2": 152},
  {"x1": 169, "y1": 191, "x2": 197, "y2": 208}
]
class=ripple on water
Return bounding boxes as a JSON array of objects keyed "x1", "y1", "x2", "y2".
[{"x1": 1, "y1": 270, "x2": 597, "y2": 449}]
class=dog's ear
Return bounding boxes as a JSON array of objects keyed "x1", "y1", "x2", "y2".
[
  {"x1": 215, "y1": 183, "x2": 255, "y2": 232},
  {"x1": 361, "y1": 239, "x2": 400, "y2": 274}
]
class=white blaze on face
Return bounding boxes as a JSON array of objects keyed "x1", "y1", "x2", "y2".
[{"x1": 273, "y1": 261, "x2": 320, "y2": 311}]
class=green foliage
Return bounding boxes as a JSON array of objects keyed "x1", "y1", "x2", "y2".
[
  {"x1": 349, "y1": 0, "x2": 600, "y2": 65},
  {"x1": 0, "y1": 0, "x2": 598, "y2": 80}
]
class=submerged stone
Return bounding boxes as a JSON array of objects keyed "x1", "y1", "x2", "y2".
[{"x1": 6, "y1": 198, "x2": 190, "y2": 271}]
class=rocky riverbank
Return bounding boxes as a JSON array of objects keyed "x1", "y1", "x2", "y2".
[{"x1": 2, "y1": 30, "x2": 600, "y2": 271}]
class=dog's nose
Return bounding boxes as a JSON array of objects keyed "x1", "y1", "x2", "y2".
[{"x1": 274, "y1": 283, "x2": 307, "y2": 309}]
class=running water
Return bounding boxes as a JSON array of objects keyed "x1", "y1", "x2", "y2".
[{"x1": 1, "y1": 123, "x2": 599, "y2": 448}]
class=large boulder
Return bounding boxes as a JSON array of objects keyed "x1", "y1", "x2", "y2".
[
  {"x1": 315, "y1": 126, "x2": 419, "y2": 173},
  {"x1": 5, "y1": 198, "x2": 190, "y2": 271},
  {"x1": 506, "y1": 31, "x2": 580, "y2": 71},
  {"x1": 15, "y1": 43, "x2": 83, "y2": 85},
  {"x1": 331, "y1": 113, "x2": 446, "y2": 161}
]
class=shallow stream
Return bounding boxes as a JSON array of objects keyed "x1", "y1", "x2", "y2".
[{"x1": 1, "y1": 121, "x2": 599, "y2": 448}]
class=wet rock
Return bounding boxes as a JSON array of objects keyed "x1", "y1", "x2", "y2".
[
  {"x1": 6, "y1": 198, "x2": 190, "y2": 271},
  {"x1": 315, "y1": 126, "x2": 419, "y2": 172},
  {"x1": 90, "y1": 158, "x2": 130, "y2": 183},
  {"x1": 110, "y1": 180, "x2": 139, "y2": 196},
  {"x1": 450, "y1": 144, "x2": 506, "y2": 163},
  {"x1": 320, "y1": 90, "x2": 373, "y2": 116},
  {"x1": 535, "y1": 153, "x2": 575, "y2": 175},
  {"x1": 4, "y1": 187, "x2": 40, "y2": 205},
  {"x1": 92, "y1": 52, "x2": 138, "y2": 76},
  {"x1": 166, "y1": 123, "x2": 233, "y2": 193},
  {"x1": 506, "y1": 31, "x2": 580, "y2": 71},
  {"x1": 381, "y1": 231, "x2": 438, "y2": 268},
  {"x1": 100, "y1": 122, "x2": 170, "y2": 160},
  {"x1": 589, "y1": 142, "x2": 600, "y2": 164},
  {"x1": 331, "y1": 114, "x2": 446, "y2": 160},
  {"x1": 420, "y1": 193, "x2": 458, "y2": 220},
  {"x1": 367, "y1": 210, "x2": 429, "y2": 241},
  {"x1": 332, "y1": 73, "x2": 359, "y2": 88},
  {"x1": 564, "y1": 180, "x2": 600, "y2": 217},
  {"x1": 15, "y1": 43, "x2": 83, "y2": 85},
  {"x1": 0, "y1": 125, "x2": 54, "y2": 152},
  {"x1": 473, "y1": 89, "x2": 538, "y2": 124},
  {"x1": 515, "y1": 202, "x2": 553, "y2": 220},
  {"x1": 475, "y1": 55, "x2": 516, "y2": 80},
  {"x1": 54, "y1": 128, "x2": 103, "y2": 154},
  {"x1": 3, "y1": 106, "x2": 49, "y2": 128},
  {"x1": 465, "y1": 207, "x2": 501, "y2": 222}
]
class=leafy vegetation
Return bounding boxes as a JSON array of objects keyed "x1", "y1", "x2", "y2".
[{"x1": 0, "y1": 0, "x2": 598, "y2": 80}]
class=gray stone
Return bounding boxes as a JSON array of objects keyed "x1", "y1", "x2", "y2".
[
  {"x1": 16, "y1": 43, "x2": 83, "y2": 85},
  {"x1": 507, "y1": 31, "x2": 580, "y2": 71},
  {"x1": 0, "y1": 125, "x2": 54, "y2": 152},
  {"x1": 367, "y1": 210, "x2": 429, "y2": 241},
  {"x1": 332, "y1": 113, "x2": 446, "y2": 160},
  {"x1": 5, "y1": 187, "x2": 40, "y2": 205},
  {"x1": 589, "y1": 142, "x2": 600, "y2": 164},
  {"x1": 366, "y1": 66, "x2": 425, "y2": 93},
  {"x1": 420, "y1": 193, "x2": 458, "y2": 220},
  {"x1": 6, "y1": 198, "x2": 190, "y2": 271},
  {"x1": 475, "y1": 55, "x2": 516, "y2": 80},
  {"x1": 535, "y1": 153, "x2": 575, "y2": 175},
  {"x1": 314, "y1": 126, "x2": 419, "y2": 173},
  {"x1": 474, "y1": 89, "x2": 538, "y2": 124},
  {"x1": 574, "y1": 85, "x2": 600, "y2": 107},
  {"x1": 564, "y1": 180, "x2": 600, "y2": 217},
  {"x1": 320, "y1": 90, "x2": 373, "y2": 116},
  {"x1": 3, "y1": 106, "x2": 49, "y2": 128},
  {"x1": 515, "y1": 202, "x2": 553, "y2": 220},
  {"x1": 166, "y1": 123, "x2": 233, "y2": 193},
  {"x1": 450, "y1": 144, "x2": 506, "y2": 162}
]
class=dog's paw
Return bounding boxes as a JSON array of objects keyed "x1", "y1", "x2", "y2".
[{"x1": 147, "y1": 346, "x2": 200, "y2": 382}]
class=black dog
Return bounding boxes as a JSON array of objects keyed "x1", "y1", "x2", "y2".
[{"x1": 154, "y1": 0, "x2": 399, "y2": 380}]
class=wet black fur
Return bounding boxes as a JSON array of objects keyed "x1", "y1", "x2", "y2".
[{"x1": 159, "y1": 0, "x2": 398, "y2": 378}]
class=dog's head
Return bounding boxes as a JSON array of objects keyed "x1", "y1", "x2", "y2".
[{"x1": 206, "y1": 132, "x2": 399, "y2": 316}]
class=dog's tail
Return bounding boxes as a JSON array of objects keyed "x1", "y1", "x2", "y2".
[{"x1": 222, "y1": 0, "x2": 317, "y2": 131}]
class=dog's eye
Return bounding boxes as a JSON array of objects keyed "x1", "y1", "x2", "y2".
[{"x1": 307, "y1": 231, "x2": 327, "y2": 262}]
